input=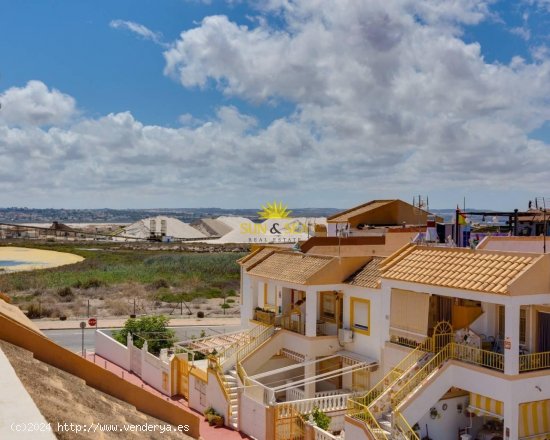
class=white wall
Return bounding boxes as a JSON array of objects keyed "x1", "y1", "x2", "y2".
[
  {"x1": 94, "y1": 330, "x2": 130, "y2": 370},
  {"x1": 341, "y1": 286, "x2": 387, "y2": 361},
  {"x1": 141, "y1": 350, "x2": 170, "y2": 395},
  {"x1": 239, "y1": 393, "x2": 268, "y2": 440},
  {"x1": 414, "y1": 395, "x2": 484, "y2": 440},
  {"x1": 206, "y1": 370, "x2": 229, "y2": 424},
  {"x1": 188, "y1": 374, "x2": 207, "y2": 414}
]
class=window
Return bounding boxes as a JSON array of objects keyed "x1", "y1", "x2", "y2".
[
  {"x1": 320, "y1": 291, "x2": 336, "y2": 322},
  {"x1": 350, "y1": 297, "x2": 370, "y2": 335},
  {"x1": 264, "y1": 283, "x2": 276, "y2": 309},
  {"x1": 497, "y1": 306, "x2": 527, "y2": 344}
]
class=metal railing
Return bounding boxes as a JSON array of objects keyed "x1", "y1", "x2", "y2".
[
  {"x1": 347, "y1": 399, "x2": 389, "y2": 440},
  {"x1": 394, "y1": 411, "x2": 420, "y2": 440},
  {"x1": 234, "y1": 323, "x2": 276, "y2": 363},
  {"x1": 351, "y1": 336, "x2": 433, "y2": 408},
  {"x1": 392, "y1": 343, "x2": 504, "y2": 408},
  {"x1": 280, "y1": 313, "x2": 305, "y2": 335},
  {"x1": 519, "y1": 351, "x2": 550, "y2": 372},
  {"x1": 217, "y1": 323, "x2": 274, "y2": 366},
  {"x1": 275, "y1": 405, "x2": 305, "y2": 440},
  {"x1": 391, "y1": 344, "x2": 452, "y2": 408}
]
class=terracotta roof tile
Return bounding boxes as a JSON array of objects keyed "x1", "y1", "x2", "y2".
[
  {"x1": 382, "y1": 246, "x2": 537, "y2": 295},
  {"x1": 239, "y1": 248, "x2": 275, "y2": 270},
  {"x1": 247, "y1": 251, "x2": 333, "y2": 284},
  {"x1": 346, "y1": 257, "x2": 383, "y2": 289}
]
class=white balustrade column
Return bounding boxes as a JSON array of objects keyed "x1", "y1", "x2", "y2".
[
  {"x1": 305, "y1": 289, "x2": 318, "y2": 337},
  {"x1": 504, "y1": 304, "x2": 520, "y2": 375}
]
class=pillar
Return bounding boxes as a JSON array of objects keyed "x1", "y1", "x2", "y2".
[
  {"x1": 504, "y1": 304, "x2": 520, "y2": 375},
  {"x1": 304, "y1": 361, "x2": 316, "y2": 398},
  {"x1": 241, "y1": 275, "x2": 255, "y2": 327},
  {"x1": 305, "y1": 290, "x2": 318, "y2": 337},
  {"x1": 503, "y1": 401, "x2": 519, "y2": 440}
]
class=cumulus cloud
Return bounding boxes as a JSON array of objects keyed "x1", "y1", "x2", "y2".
[
  {"x1": 2, "y1": 0, "x2": 550, "y2": 207},
  {"x1": 0, "y1": 81, "x2": 76, "y2": 126},
  {"x1": 110, "y1": 19, "x2": 166, "y2": 46}
]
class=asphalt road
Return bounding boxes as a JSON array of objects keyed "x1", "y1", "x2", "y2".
[{"x1": 44, "y1": 325, "x2": 242, "y2": 353}]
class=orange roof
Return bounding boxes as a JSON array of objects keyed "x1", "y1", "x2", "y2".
[
  {"x1": 346, "y1": 257, "x2": 383, "y2": 288},
  {"x1": 247, "y1": 251, "x2": 333, "y2": 284},
  {"x1": 381, "y1": 245, "x2": 540, "y2": 295},
  {"x1": 327, "y1": 200, "x2": 395, "y2": 223},
  {"x1": 238, "y1": 247, "x2": 275, "y2": 270}
]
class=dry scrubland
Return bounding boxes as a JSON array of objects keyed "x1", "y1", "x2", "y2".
[{"x1": 0, "y1": 241, "x2": 248, "y2": 319}]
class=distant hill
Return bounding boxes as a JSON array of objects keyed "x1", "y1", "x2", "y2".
[{"x1": 0, "y1": 207, "x2": 341, "y2": 224}]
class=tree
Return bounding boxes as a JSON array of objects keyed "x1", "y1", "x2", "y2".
[{"x1": 114, "y1": 315, "x2": 175, "y2": 355}]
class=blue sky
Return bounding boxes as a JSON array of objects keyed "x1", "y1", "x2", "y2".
[{"x1": 1, "y1": 0, "x2": 550, "y2": 210}]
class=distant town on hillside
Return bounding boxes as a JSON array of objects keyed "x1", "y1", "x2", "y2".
[{"x1": 0, "y1": 207, "x2": 488, "y2": 224}]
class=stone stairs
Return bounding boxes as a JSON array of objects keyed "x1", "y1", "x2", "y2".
[
  {"x1": 224, "y1": 368, "x2": 239, "y2": 429},
  {"x1": 370, "y1": 351, "x2": 433, "y2": 420}
]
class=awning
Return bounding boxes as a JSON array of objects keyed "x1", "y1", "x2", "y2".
[
  {"x1": 519, "y1": 399, "x2": 550, "y2": 439},
  {"x1": 468, "y1": 393, "x2": 503, "y2": 420}
]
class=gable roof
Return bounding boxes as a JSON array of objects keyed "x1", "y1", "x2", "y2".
[
  {"x1": 247, "y1": 251, "x2": 334, "y2": 284},
  {"x1": 238, "y1": 247, "x2": 275, "y2": 270},
  {"x1": 327, "y1": 200, "x2": 396, "y2": 223},
  {"x1": 381, "y1": 245, "x2": 542, "y2": 295},
  {"x1": 346, "y1": 257, "x2": 383, "y2": 288}
]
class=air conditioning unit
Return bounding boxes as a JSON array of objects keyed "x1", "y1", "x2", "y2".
[{"x1": 338, "y1": 328, "x2": 353, "y2": 343}]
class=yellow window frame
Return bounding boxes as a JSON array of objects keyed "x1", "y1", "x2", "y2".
[{"x1": 350, "y1": 297, "x2": 371, "y2": 335}]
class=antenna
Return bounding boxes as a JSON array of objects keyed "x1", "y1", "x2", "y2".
[{"x1": 535, "y1": 197, "x2": 549, "y2": 254}]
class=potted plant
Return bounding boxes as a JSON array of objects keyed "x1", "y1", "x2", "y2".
[{"x1": 211, "y1": 414, "x2": 224, "y2": 427}]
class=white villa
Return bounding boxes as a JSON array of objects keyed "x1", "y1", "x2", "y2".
[{"x1": 95, "y1": 199, "x2": 550, "y2": 440}]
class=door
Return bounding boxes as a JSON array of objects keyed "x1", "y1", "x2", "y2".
[{"x1": 538, "y1": 312, "x2": 550, "y2": 352}]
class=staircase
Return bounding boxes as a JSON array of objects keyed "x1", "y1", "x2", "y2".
[
  {"x1": 210, "y1": 324, "x2": 277, "y2": 429},
  {"x1": 347, "y1": 336, "x2": 444, "y2": 440},
  {"x1": 224, "y1": 368, "x2": 239, "y2": 428}
]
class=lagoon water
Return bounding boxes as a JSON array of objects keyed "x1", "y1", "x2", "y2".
[{"x1": 0, "y1": 260, "x2": 28, "y2": 267}]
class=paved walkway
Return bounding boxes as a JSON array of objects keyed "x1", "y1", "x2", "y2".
[
  {"x1": 36, "y1": 317, "x2": 241, "y2": 330},
  {"x1": 85, "y1": 352, "x2": 250, "y2": 440}
]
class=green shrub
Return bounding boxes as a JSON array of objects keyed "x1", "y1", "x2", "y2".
[
  {"x1": 226, "y1": 298, "x2": 235, "y2": 303},
  {"x1": 113, "y1": 315, "x2": 175, "y2": 355},
  {"x1": 197, "y1": 311, "x2": 204, "y2": 318},
  {"x1": 311, "y1": 407, "x2": 331, "y2": 431}
]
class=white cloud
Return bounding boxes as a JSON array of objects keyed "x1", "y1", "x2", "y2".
[
  {"x1": 0, "y1": 81, "x2": 76, "y2": 126},
  {"x1": 110, "y1": 19, "x2": 166, "y2": 46},
  {"x1": 2, "y1": 0, "x2": 550, "y2": 207}
]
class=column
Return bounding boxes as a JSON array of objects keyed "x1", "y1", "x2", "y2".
[
  {"x1": 304, "y1": 361, "x2": 316, "y2": 398},
  {"x1": 504, "y1": 304, "x2": 520, "y2": 375},
  {"x1": 241, "y1": 275, "x2": 255, "y2": 327},
  {"x1": 305, "y1": 289, "x2": 318, "y2": 337},
  {"x1": 503, "y1": 401, "x2": 519, "y2": 440}
]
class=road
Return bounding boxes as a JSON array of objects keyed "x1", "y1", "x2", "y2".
[{"x1": 44, "y1": 325, "x2": 242, "y2": 353}]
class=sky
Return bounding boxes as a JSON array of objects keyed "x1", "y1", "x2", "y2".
[{"x1": 1, "y1": 0, "x2": 550, "y2": 210}]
